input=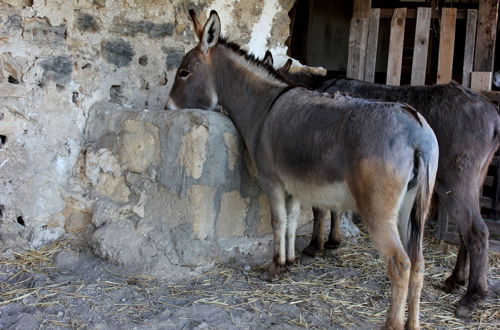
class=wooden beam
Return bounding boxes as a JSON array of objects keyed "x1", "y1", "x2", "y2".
[
  {"x1": 386, "y1": 8, "x2": 406, "y2": 86},
  {"x1": 347, "y1": 17, "x2": 368, "y2": 80},
  {"x1": 364, "y1": 8, "x2": 380, "y2": 82},
  {"x1": 474, "y1": 0, "x2": 499, "y2": 72},
  {"x1": 462, "y1": 9, "x2": 478, "y2": 88},
  {"x1": 353, "y1": 0, "x2": 372, "y2": 19},
  {"x1": 471, "y1": 71, "x2": 492, "y2": 91},
  {"x1": 380, "y1": 8, "x2": 467, "y2": 19},
  {"x1": 411, "y1": 7, "x2": 431, "y2": 86},
  {"x1": 437, "y1": 8, "x2": 457, "y2": 84}
]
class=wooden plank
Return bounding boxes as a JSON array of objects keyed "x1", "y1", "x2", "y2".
[
  {"x1": 347, "y1": 17, "x2": 368, "y2": 80},
  {"x1": 437, "y1": 8, "x2": 457, "y2": 84},
  {"x1": 471, "y1": 72, "x2": 492, "y2": 92},
  {"x1": 410, "y1": 7, "x2": 431, "y2": 86},
  {"x1": 386, "y1": 8, "x2": 406, "y2": 86},
  {"x1": 462, "y1": 9, "x2": 478, "y2": 88},
  {"x1": 364, "y1": 8, "x2": 380, "y2": 83},
  {"x1": 380, "y1": 8, "x2": 467, "y2": 19},
  {"x1": 474, "y1": 0, "x2": 499, "y2": 72},
  {"x1": 353, "y1": 0, "x2": 372, "y2": 19}
]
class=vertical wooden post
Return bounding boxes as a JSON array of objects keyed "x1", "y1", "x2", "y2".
[
  {"x1": 411, "y1": 7, "x2": 432, "y2": 86},
  {"x1": 353, "y1": 0, "x2": 371, "y2": 18},
  {"x1": 347, "y1": 18, "x2": 369, "y2": 80},
  {"x1": 386, "y1": 8, "x2": 406, "y2": 86},
  {"x1": 474, "y1": 0, "x2": 499, "y2": 72},
  {"x1": 364, "y1": 8, "x2": 380, "y2": 82},
  {"x1": 347, "y1": 0, "x2": 372, "y2": 80},
  {"x1": 471, "y1": 72, "x2": 493, "y2": 91},
  {"x1": 437, "y1": 8, "x2": 457, "y2": 84},
  {"x1": 462, "y1": 9, "x2": 478, "y2": 87}
]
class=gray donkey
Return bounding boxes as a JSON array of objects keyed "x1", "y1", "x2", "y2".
[
  {"x1": 271, "y1": 54, "x2": 500, "y2": 318},
  {"x1": 167, "y1": 10, "x2": 438, "y2": 330}
]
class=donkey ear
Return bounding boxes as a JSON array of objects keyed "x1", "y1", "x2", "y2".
[
  {"x1": 281, "y1": 59, "x2": 293, "y2": 72},
  {"x1": 262, "y1": 51, "x2": 274, "y2": 67},
  {"x1": 189, "y1": 9, "x2": 203, "y2": 41},
  {"x1": 201, "y1": 10, "x2": 221, "y2": 53}
]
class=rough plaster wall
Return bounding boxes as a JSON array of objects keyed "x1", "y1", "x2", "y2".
[{"x1": 0, "y1": 0, "x2": 295, "y2": 250}]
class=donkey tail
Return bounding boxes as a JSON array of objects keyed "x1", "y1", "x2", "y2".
[{"x1": 408, "y1": 149, "x2": 433, "y2": 263}]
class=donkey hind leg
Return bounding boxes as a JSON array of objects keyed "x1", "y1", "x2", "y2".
[
  {"x1": 397, "y1": 189, "x2": 423, "y2": 330},
  {"x1": 439, "y1": 199, "x2": 470, "y2": 293},
  {"x1": 286, "y1": 196, "x2": 301, "y2": 265},
  {"x1": 260, "y1": 186, "x2": 288, "y2": 282},
  {"x1": 455, "y1": 209, "x2": 489, "y2": 318},
  {"x1": 443, "y1": 244, "x2": 469, "y2": 293},
  {"x1": 303, "y1": 207, "x2": 328, "y2": 257},
  {"x1": 365, "y1": 216, "x2": 410, "y2": 330},
  {"x1": 325, "y1": 210, "x2": 342, "y2": 249}
]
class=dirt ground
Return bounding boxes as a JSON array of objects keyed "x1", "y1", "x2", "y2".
[{"x1": 1, "y1": 221, "x2": 499, "y2": 329}]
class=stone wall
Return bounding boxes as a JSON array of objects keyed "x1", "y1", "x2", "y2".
[{"x1": 0, "y1": 0, "x2": 295, "y2": 251}]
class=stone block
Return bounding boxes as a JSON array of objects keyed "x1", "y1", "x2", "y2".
[
  {"x1": 188, "y1": 185, "x2": 216, "y2": 240},
  {"x1": 101, "y1": 39, "x2": 135, "y2": 68},
  {"x1": 39, "y1": 55, "x2": 72, "y2": 84},
  {"x1": 2, "y1": 0, "x2": 32, "y2": 7},
  {"x1": 178, "y1": 125, "x2": 208, "y2": 180},
  {"x1": 110, "y1": 17, "x2": 174, "y2": 38},
  {"x1": 7, "y1": 14, "x2": 22, "y2": 31},
  {"x1": 0, "y1": 53, "x2": 28, "y2": 82},
  {"x1": 217, "y1": 191, "x2": 249, "y2": 238},
  {"x1": 23, "y1": 18, "x2": 66, "y2": 46},
  {"x1": 76, "y1": 12, "x2": 100, "y2": 32},
  {"x1": 223, "y1": 132, "x2": 239, "y2": 171},
  {"x1": 163, "y1": 47, "x2": 185, "y2": 71},
  {"x1": 257, "y1": 194, "x2": 272, "y2": 235},
  {"x1": 119, "y1": 120, "x2": 160, "y2": 173}
]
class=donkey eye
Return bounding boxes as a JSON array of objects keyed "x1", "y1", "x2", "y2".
[{"x1": 179, "y1": 69, "x2": 190, "y2": 78}]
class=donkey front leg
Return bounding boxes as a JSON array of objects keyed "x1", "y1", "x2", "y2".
[
  {"x1": 286, "y1": 196, "x2": 301, "y2": 265},
  {"x1": 325, "y1": 210, "x2": 342, "y2": 249},
  {"x1": 260, "y1": 187, "x2": 289, "y2": 282},
  {"x1": 303, "y1": 207, "x2": 328, "y2": 257}
]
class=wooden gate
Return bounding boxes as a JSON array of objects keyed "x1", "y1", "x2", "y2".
[{"x1": 346, "y1": 0, "x2": 500, "y2": 251}]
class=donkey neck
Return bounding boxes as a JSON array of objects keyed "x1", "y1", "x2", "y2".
[{"x1": 212, "y1": 46, "x2": 288, "y2": 155}]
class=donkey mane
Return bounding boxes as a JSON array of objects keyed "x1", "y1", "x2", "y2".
[{"x1": 217, "y1": 38, "x2": 293, "y2": 85}]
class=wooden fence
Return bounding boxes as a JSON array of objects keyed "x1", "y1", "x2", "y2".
[{"x1": 346, "y1": 2, "x2": 500, "y2": 251}]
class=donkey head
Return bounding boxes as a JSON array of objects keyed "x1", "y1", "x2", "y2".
[
  {"x1": 269, "y1": 53, "x2": 326, "y2": 87},
  {"x1": 166, "y1": 10, "x2": 221, "y2": 110}
]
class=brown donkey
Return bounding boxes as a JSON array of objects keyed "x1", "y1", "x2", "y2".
[
  {"x1": 167, "y1": 10, "x2": 439, "y2": 329},
  {"x1": 272, "y1": 57, "x2": 500, "y2": 318}
]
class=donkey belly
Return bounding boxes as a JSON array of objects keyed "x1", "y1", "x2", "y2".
[{"x1": 283, "y1": 179, "x2": 357, "y2": 212}]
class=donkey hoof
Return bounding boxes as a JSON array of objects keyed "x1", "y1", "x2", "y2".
[
  {"x1": 382, "y1": 321, "x2": 404, "y2": 330},
  {"x1": 443, "y1": 276, "x2": 460, "y2": 293},
  {"x1": 455, "y1": 304, "x2": 474, "y2": 319},
  {"x1": 259, "y1": 263, "x2": 288, "y2": 282},
  {"x1": 324, "y1": 239, "x2": 341, "y2": 249},
  {"x1": 404, "y1": 324, "x2": 419, "y2": 330},
  {"x1": 302, "y1": 244, "x2": 325, "y2": 257},
  {"x1": 259, "y1": 271, "x2": 281, "y2": 282}
]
